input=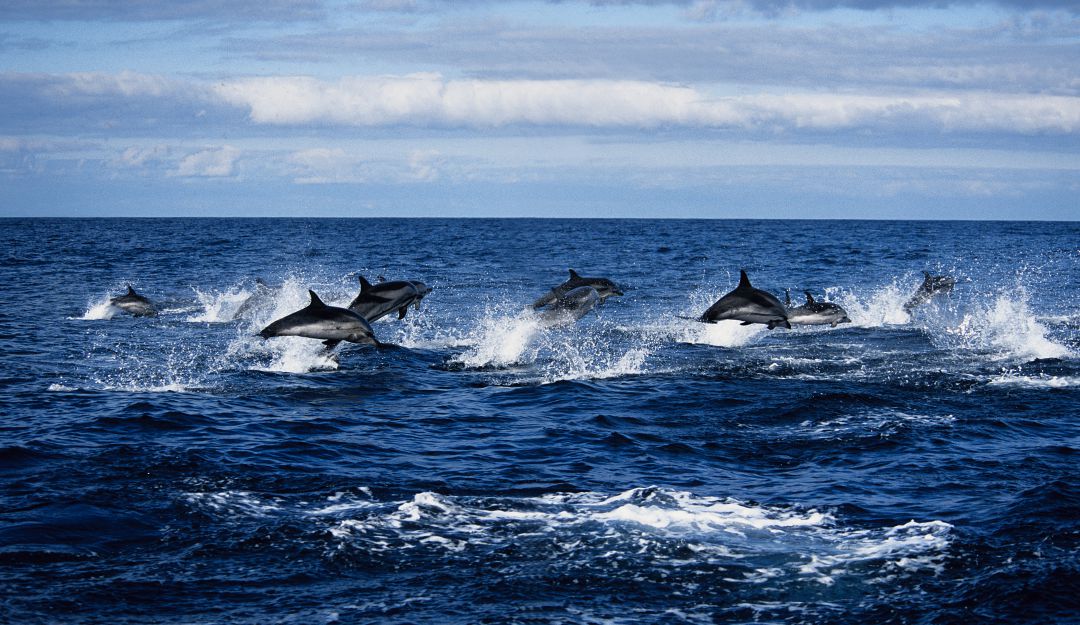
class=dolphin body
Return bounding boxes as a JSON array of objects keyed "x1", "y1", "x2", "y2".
[
  {"x1": 699, "y1": 270, "x2": 790, "y2": 330},
  {"x1": 259, "y1": 290, "x2": 377, "y2": 349},
  {"x1": 903, "y1": 271, "x2": 955, "y2": 312},
  {"x1": 785, "y1": 290, "x2": 851, "y2": 327},
  {"x1": 538, "y1": 285, "x2": 601, "y2": 324},
  {"x1": 532, "y1": 269, "x2": 623, "y2": 309},
  {"x1": 347, "y1": 276, "x2": 431, "y2": 323},
  {"x1": 110, "y1": 285, "x2": 157, "y2": 317}
]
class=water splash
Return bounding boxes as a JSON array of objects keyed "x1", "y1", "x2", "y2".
[
  {"x1": 830, "y1": 281, "x2": 912, "y2": 328},
  {"x1": 77, "y1": 296, "x2": 121, "y2": 320},
  {"x1": 186, "y1": 286, "x2": 251, "y2": 323},
  {"x1": 932, "y1": 292, "x2": 1070, "y2": 361}
]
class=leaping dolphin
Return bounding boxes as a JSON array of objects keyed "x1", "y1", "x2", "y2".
[
  {"x1": 785, "y1": 290, "x2": 851, "y2": 327},
  {"x1": 903, "y1": 271, "x2": 955, "y2": 312},
  {"x1": 532, "y1": 269, "x2": 623, "y2": 309},
  {"x1": 699, "y1": 270, "x2": 790, "y2": 330},
  {"x1": 259, "y1": 290, "x2": 377, "y2": 349},
  {"x1": 538, "y1": 285, "x2": 601, "y2": 324},
  {"x1": 110, "y1": 285, "x2": 157, "y2": 317},
  {"x1": 347, "y1": 276, "x2": 431, "y2": 323}
]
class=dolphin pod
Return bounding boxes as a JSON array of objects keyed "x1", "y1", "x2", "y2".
[{"x1": 100, "y1": 267, "x2": 954, "y2": 350}]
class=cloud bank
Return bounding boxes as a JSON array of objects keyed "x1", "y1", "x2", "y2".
[{"x1": 214, "y1": 74, "x2": 1080, "y2": 134}]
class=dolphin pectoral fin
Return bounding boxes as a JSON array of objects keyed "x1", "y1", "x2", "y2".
[
  {"x1": 398, "y1": 307, "x2": 408, "y2": 320},
  {"x1": 322, "y1": 339, "x2": 342, "y2": 350},
  {"x1": 740, "y1": 321, "x2": 753, "y2": 326}
]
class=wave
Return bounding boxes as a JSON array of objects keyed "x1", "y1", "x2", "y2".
[{"x1": 183, "y1": 486, "x2": 952, "y2": 588}]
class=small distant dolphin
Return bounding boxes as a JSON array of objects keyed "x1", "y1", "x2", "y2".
[
  {"x1": 110, "y1": 285, "x2": 157, "y2": 317},
  {"x1": 903, "y1": 271, "x2": 955, "y2": 312},
  {"x1": 699, "y1": 270, "x2": 790, "y2": 329},
  {"x1": 532, "y1": 269, "x2": 623, "y2": 309},
  {"x1": 347, "y1": 276, "x2": 431, "y2": 323},
  {"x1": 232, "y1": 277, "x2": 277, "y2": 320},
  {"x1": 785, "y1": 290, "x2": 851, "y2": 327},
  {"x1": 259, "y1": 290, "x2": 377, "y2": 349},
  {"x1": 538, "y1": 285, "x2": 601, "y2": 324}
]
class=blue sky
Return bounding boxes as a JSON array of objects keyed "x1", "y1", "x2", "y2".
[{"x1": 1, "y1": 0, "x2": 1078, "y2": 218}]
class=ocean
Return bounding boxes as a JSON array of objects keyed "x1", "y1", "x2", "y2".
[{"x1": 1, "y1": 218, "x2": 1078, "y2": 624}]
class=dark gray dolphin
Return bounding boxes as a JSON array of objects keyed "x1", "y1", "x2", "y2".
[
  {"x1": 232, "y1": 277, "x2": 277, "y2": 321},
  {"x1": 539, "y1": 285, "x2": 601, "y2": 324},
  {"x1": 785, "y1": 290, "x2": 851, "y2": 327},
  {"x1": 532, "y1": 269, "x2": 623, "y2": 309},
  {"x1": 347, "y1": 276, "x2": 431, "y2": 323},
  {"x1": 903, "y1": 271, "x2": 955, "y2": 312},
  {"x1": 259, "y1": 290, "x2": 377, "y2": 349},
  {"x1": 110, "y1": 285, "x2": 157, "y2": 317},
  {"x1": 699, "y1": 270, "x2": 790, "y2": 330}
]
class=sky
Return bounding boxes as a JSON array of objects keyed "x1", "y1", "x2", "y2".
[{"x1": 1, "y1": 0, "x2": 1078, "y2": 219}]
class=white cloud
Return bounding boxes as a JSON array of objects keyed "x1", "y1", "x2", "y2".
[
  {"x1": 214, "y1": 74, "x2": 1080, "y2": 134},
  {"x1": 174, "y1": 145, "x2": 240, "y2": 177}
]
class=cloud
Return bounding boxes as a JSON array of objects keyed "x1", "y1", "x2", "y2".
[
  {"x1": 174, "y1": 146, "x2": 240, "y2": 177},
  {"x1": 215, "y1": 74, "x2": 1080, "y2": 134},
  {"x1": 0, "y1": 0, "x2": 323, "y2": 22}
]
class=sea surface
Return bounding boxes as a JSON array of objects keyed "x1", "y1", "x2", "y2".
[{"x1": 1, "y1": 218, "x2": 1078, "y2": 624}]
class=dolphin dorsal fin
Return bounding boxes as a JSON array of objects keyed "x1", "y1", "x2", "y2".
[
  {"x1": 308, "y1": 290, "x2": 327, "y2": 308},
  {"x1": 738, "y1": 270, "x2": 752, "y2": 290},
  {"x1": 568, "y1": 269, "x2": 581, "y2": 280},
  {"x1": 804, "y1": 291, "x2": 815, "y2": 304},
  {"x1": 126, "y1": 284, "x2": 136, "y2": 295},
  {"x1": 358, "y1": 276, "x2": 373, "y2": 293},
  {"x1": 784, "y1": 289, "x2": 791, "y2": 307}
]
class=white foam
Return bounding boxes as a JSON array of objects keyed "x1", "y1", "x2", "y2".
[
  {"x1": 451, "y1": 310, "x2": 542, "y2": 368},
  {"x1": 77, "y1": 298, "x2": 120, "y2": 320},
  {"x1": 680, "y1": 319, "x2": 765, "y2": 348},
  {"x1": 186, "y1": 286, "x2": 251, "y2": 323},
  {"x1": 987, "y1": 373, "x2": 1080, "y2": 389},
  {"x1": 304, "y1": 486, "x2": 951, "y2": 586},
  {"x1": 934, "y1": 292, "x2": 1070, "y2": 361},
  {"x1": 46, "y1": 383, "x2": 76, "y2": 392},
  {"x1": 830, "y1": 282, "x2": 911, "y2": 328}
]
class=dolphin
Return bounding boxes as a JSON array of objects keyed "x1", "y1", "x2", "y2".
[
  {"x1": 903, "y1": 271, "x2": 955, "y2": 312},
  {"x1": 232, "y1": 277, "x2": 277, "y2": 321},
  {"x1": 347, "y1": 276, "x2": 431, "y2": 323},
  {"x1": 538, "y1": 285, "x2": 601, "y2": 324},
  {"x1": 259, "y1": 290, "x2": 377, "y2": 349},
  {"x1": 110, "y1": 285, "x2": 157, "y2": 317},
  {"x1": 532, "y1": 269, "x2": 623, "y2": 309},
  {"x1": 699, "y1": 270, "x2": 790, "y2": 329},
  {"x1": 785, "y1": 290, "x2": 851, "y2": 327}
]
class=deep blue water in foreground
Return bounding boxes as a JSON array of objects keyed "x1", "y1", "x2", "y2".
[{"x1": 2, "y1": 218, "x2": 1079, "y2": 624}]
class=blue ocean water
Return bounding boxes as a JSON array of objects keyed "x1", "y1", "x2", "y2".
[{"x1": 1, "y1": 218, "x2": 1078, "y2": 624}]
